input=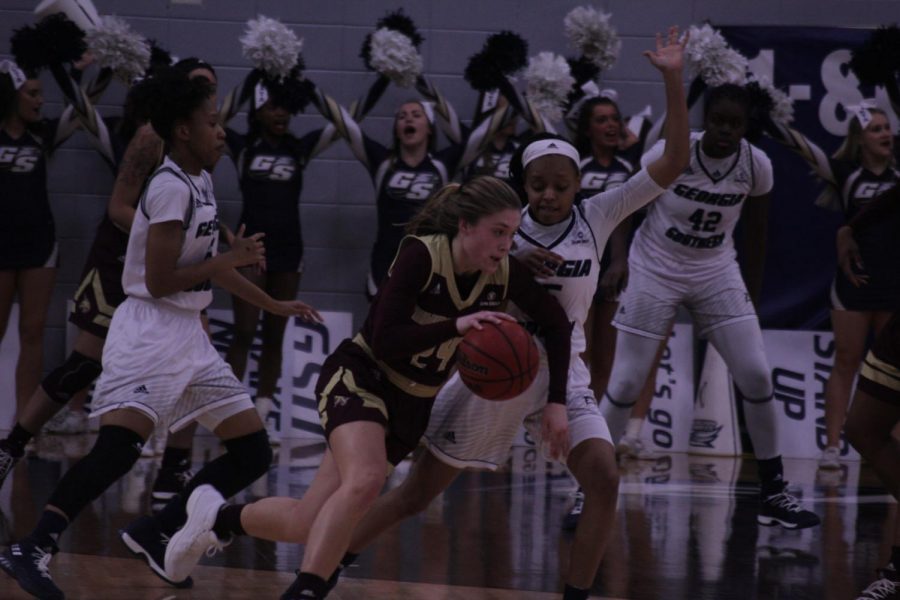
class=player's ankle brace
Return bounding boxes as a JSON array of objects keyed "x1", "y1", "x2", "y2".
[{"x1": 41, "y1": 350, "x2": 102, "y2": 404}]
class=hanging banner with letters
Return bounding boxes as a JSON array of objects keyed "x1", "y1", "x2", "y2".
[{"x1": 720, "y1": 26, "x2": 893, "y2": 330}]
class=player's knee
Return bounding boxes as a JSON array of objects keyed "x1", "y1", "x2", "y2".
[
  {"x1": 341, "y1": 469, "x2": 384, "y2": 510},
  {"x1": 833, "y1": 345, "x2": 864, "y2": 374},
  {"x1": 578, "y1": 456, "x2": 619, "y2": 503},
  {"x1": 224, "y1": 429, "x2": 273, "y2": 480},
  {"x1": 42, "y1": 351, "x2": 103, "y2": 404},
  {"x1": 605, "y1": 377, "x2": 641, "y2": 408},
  {"x1": 394, "y1": 483, "x2": 438, "y2": 517},
  {"x1": 736, "y1": 369, "x2": 773, "y2": 402}
]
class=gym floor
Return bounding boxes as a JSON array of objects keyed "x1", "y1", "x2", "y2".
[{"x1": 0, "y1": 431, "x2": 893, "y2": 599}]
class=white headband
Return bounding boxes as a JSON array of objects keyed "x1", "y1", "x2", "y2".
[
  {"x1": 847, "y1": 99, "x2": 878, "y2": 129},
  {"x1": 0, "y1": 60, "x2": 27, "y2": 90},
  {"x1": 522, "y1": 138, "x2": 581, "y2": 169},
  {"x1": 580, "y1": 80, "x2": 618, "y2": 103}
]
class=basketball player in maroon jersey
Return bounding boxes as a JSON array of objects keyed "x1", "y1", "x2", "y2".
[{"x1": 163, "y1": 175, "x2": 572, "y2": 599}]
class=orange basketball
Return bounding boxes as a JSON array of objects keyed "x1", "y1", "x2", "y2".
[{"x1": 456, "y1": 319, "x2": 539, "y2": 401}]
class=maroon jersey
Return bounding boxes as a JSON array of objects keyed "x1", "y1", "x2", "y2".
[{"x1": 355, "y1": 234, "x2": 571, "y2": 403}]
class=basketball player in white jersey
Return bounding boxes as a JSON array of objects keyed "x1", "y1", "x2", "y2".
[
  {"x1": 0, "y1": 68, "x2": 320, "y2": 600},
  {"x1": 599, "y1": 84, "x2": 820, "y2": 530}
]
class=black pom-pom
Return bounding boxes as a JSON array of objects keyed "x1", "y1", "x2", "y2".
[
  {"x1": 377, "y1": 9, "x2": 423, "y2": 48},
  {"x1": 850, "y1": 25, "x2": 900, "y2": 86},
  {"x1": 463, "y1": 31, "x2": 528, "y2": 92},
  {"x1": 464, "y1": 50, "x2": 505, "y2": 91},
  {"x1": 258, "y1": 53, "x2": 315, "y2": 114},
  {"x1": 360, "y1": 8, "x2": 423, "y2": 71},
  {"x1": 11, "y1": 14, "x2": 86, "y2": 74},
  {"x1": 565, "y1": 56, "x2": 600, "y2": 107},
  {"x1": 483, "y1": 31, "x2": 528, "y2": 74},
  {"x1": 743, "y1": 80, "x2": 775, "y2": 144},
  {"x1": 568, "y1": 55, "x2": 600, "y2": 88},
  {"x1": 148, "y1": 41, "x2": 173, "y2": 73}
]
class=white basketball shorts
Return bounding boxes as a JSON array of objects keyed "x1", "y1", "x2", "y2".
[{"x1": 91, "y1": 297, "x2": 253, "y2": 432}]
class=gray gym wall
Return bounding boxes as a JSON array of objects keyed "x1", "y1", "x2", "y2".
[{"x1": 0, "y1": 0, "x2": 897, "y2": 370}]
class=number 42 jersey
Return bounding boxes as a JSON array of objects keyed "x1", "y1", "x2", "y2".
[{"x1": 630, "y1": 132, "x2": 773, "y2": 279}]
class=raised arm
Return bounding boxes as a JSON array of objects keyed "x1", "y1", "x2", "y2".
[
  {"x1": 309, "y1": 76, "x2": 390, "y2": 160},
  {"x1": 644, "y1": 27, "x2": 690, "y2": 188},
  {"x1": 415, "y1": 75, "x2": 464, "y2": 144},
  {"x1": 107, "y1": 124, "x2": 162, "y2": 231},
  {"x1": 764, "y1": 119, "x2": 838, "y2": 186}
]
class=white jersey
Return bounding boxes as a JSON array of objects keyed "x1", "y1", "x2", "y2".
[
  {"x1": 512, "y1": 168, "x2": 663, "y2": 354},
  {"x1": 631, "y1": 132, "x2": 773, "y2": 279},
  {"x1": 123, "y1": 156, "x2": 219, "y2": 312}
]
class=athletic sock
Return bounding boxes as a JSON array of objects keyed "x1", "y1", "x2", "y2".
[
  {"x1": 160, "y1": 446, "x2": 191, "y2": 471},
  {"x1": 757, "y1": 456, "x2": 784, "y2": 497},
  {"x1": 4, "y1": 424, "x2": 34, "y2": 456},
  {"x1": 890, "y1": 545, "x2": 900, "y2": 574},
  {"x1": 28, "y1": 510, "x2": 69, "y2": 548},
  {"x1": 624, "y1": 417, "x2": 643, "y2": 439},
  {"x1": 292, "y1": 572, "x2": 328, "y2": 599},
  {"x1": 213, "y1": 503, "x2": 247, "y2": 538}
]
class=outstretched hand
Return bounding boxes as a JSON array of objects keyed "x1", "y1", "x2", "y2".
[
  {"x1": 643, "y1": 26, "x2": 688, "y2": 73},
  {"x1": 228, "y1": 224, "x2": 266, "y2": 269},
  {"x1": 269, "y1": 299, "x2": 323, "y2": 321}
]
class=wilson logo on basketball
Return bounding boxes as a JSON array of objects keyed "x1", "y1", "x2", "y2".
[
  {"x1": 456, "y1": 320, "x2": 539, "y2": 401},
  {"x1": 457, "y1": 352, "x2": 488, "y2": 375}
]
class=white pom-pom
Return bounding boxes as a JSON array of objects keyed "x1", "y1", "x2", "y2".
[
  {"x1": 524, "y1": 52, "x2": 576, "y2": 123},
  {"x1": 369, "y1": 28, "x2": 422, "y2": 88},
  {"x1": 748, "y1": 74, "x2": 795, "y2": 124},
  {"x1": 240, "y1": 15, "x2": 303, "y2": 80},
  {"x1": 685, "y1": 24, "x2": 748, "y2": 87},
  {"x1": 564, "y1": 6, "x2": 621, "y2": 71},
  {"x1": 84, "y1": 16, "x2": 150, "y2": 83}
]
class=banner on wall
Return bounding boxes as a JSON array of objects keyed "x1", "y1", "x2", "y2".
[
  {"x1": 719, "y1": 26, "x2": 892, "y2": 330},
  {"x1": 636, "y1": 323, "x2": 696, "y2": 454},
  {"x1": 207, "y1": 309, "x2": 352, "y2": 439},
  {"x1": 0, "y1": 305, "x2": 19, "y2": 428},
  {"x1": 764, "y1": 328, "x2": 860, "y2": 461}
]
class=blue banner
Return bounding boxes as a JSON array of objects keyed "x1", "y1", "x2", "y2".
[{"x1": 720, "y1": 26, "x2": 895, "y2": 329}]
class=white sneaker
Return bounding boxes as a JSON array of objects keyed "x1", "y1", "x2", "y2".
[
  {"x1": 164, "y1": 484, "x2": 227, "y2": 582},
  {"x1": 818, "y1": 446, "x2": 841, "y2": 470},
  {"x1": 617, "y1": 435, "x2": 658, "y2": 460},
  {"x1": 255, "y1": 397, "x2": 281, "y2": 445}
]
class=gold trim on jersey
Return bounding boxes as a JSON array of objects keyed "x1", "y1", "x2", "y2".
[
  {"x1": 352, "y1": 334, "x2": 443, "y2": 398},
  {"x1": 390, "y1": 234, "x2": 510, "y2": 311},
  {"x1": 861, "y1": 353, "x2": 900, "y2": 392},
  {"x1": 71, "y1": 268, "x2": 116, "y2": 327}
]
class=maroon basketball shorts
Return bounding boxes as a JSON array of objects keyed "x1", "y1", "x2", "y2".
[
  {"x1": 858, "y1": 311, "x2": 900, "y2": 406},
  {"x1": 316, "y1": 339, "x2": 435, "y2": 465}
]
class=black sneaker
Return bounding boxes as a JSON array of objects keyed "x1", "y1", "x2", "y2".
[
  {"x1": 0, "y1": 441, "x2": 22, "y2": 491},
  {"x1": 0, "y1": 539, "x2": 65, "y2": 599},
  {"x1": 855, "y1": 565, "x2": 899, "y2": 599},
  {"x1": 758, "y1": 483, "x2": 820, "y2": 529},
  {"x1": 150, "y1": 466, "x2": 193, "y2": 513},
  {"x1": 562, "y1": 487, "x2": 584, "y2": 531},
  {"x1": 120, "y1": 516, "x2": 193, "y2": 588}
]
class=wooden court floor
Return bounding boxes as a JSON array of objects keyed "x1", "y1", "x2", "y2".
[{"x1": 0, "y1": 432, "x2": 895, "y2": 599}]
